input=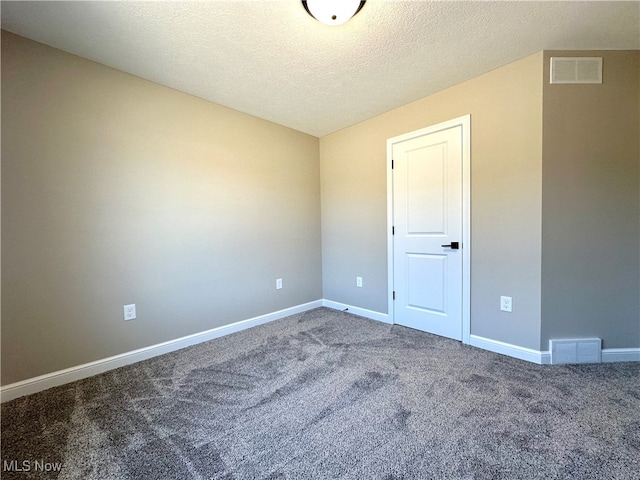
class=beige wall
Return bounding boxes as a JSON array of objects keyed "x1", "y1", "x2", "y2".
[
  {"x1": 4, "y1": 30, "x2": 636, "y2": 387},
  {"x1": 1, "y1": 32, "x2": 322, "y2": 385},
  {"x1": 321, "y1": 52, "x2": 544, "y2": 349},
  {"x1": 541, "y1": 51, "x2": 640, "y2": 349}
]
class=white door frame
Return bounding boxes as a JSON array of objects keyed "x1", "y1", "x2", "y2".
[{"x1": 387, "y1": 115, "x2": 471, "y2": 344}]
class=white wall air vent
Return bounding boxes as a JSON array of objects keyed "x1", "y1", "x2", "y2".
[
  {"x1": 550, "y1": 338, "x2": 602, "y2": 365},
  {"x1": 550, "y1": 57, "x2": 603, "y2": 84}
]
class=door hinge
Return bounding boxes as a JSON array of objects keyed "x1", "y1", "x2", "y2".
[
  {"x1": 393, "y1": 291, "x2": 396, "y2": 300},
  {"x1": 392, "y1": 226, "x2": 395, "y2": 235},
  {"x1": 391, "y1": 159, "x2": 394, "y2": 169}
]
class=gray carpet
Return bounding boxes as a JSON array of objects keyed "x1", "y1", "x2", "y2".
[{"x1": 2, "y1": 307, "x2": 639, "y2": 479}]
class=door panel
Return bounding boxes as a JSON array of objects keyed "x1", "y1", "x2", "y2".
[
  {"x1": 406, "y1": 254, "x2": 446, "y2": 313},
  {"x1": 406, "y1": 143, "x2": 446, "y2": 234},
  {"x1": 393, "y1": 125, "x2": 463, "y2": 340}
]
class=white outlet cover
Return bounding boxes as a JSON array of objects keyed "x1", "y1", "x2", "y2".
[
  {"x1": 124, "y1": 304, "x2": 136, "y2": 321},
  {"x1": 500, "y1": 296, "x2": 512, "y2": 312},
  {"x1": 276, "y1": 278, "x2": 283, "y2": 290}
]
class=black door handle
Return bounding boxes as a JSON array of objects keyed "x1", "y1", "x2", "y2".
[{"x1": 441, "y1": 241, "x2": 460, "y2": 249}]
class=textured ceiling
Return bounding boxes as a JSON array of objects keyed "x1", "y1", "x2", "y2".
[{"x1": 2, "y1": 1, "x2": 639, "y2": 137}]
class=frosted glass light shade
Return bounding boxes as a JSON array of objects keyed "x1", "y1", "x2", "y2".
[{"x1": 302, "y1": 0, "x2": 366, "y2": 26}]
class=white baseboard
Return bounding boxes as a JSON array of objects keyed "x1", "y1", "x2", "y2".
[
  {"x1": 602, "y1": 348, "x2": 640, "y2": 363},
  {"x1": 470, "y1": 335, "x2": 639, "y2": 366},
  {"x1": 322, "y1": 299, "x2": 391, "y2": 324},
  {"x1": 0, "y1": 300, "x2": 323, "y2": 403},
  {"x1": 4, "y1": 301, "x2": 637, "y2": 402},
  {"x1": 539, "y1": 351, "x2": 552, "y2": 365},
  {"x1": 469, "y1": 334, "x2": 549, "y2": 365}
]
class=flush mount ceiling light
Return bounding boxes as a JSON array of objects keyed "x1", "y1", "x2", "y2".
[{"x1": 302, "y1": 0, "x2": 366, "y2": 26}]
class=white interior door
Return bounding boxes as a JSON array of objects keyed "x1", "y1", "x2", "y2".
[{"x1": 389, "y1": 118, "x2": 469, "y2": 341}]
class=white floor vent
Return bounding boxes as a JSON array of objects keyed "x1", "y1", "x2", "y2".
[
  {"x1": 550, "y1": 57, "x2": 602, "y2": 84},
  {"x1": 550, "y1": 338, "x2": 602, "y2": 365}
]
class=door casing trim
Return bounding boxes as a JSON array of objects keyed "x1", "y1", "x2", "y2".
[{"x1": 386, "y1": 115, "x2": 471, "y2": 344}]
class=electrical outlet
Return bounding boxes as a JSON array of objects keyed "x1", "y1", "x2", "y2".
[
  {"x1": 124, "y1": 304, "x2": 136, "y2": 321},
  {"x1": 356, "y1": 276, "x2": 363, "y2": 287},
  {"x1": 500, "y1": 296, "x2": 512, "y2": 312},
  {"x1": 276, "y1": 278, "x2": 283, "y2": 290}
]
